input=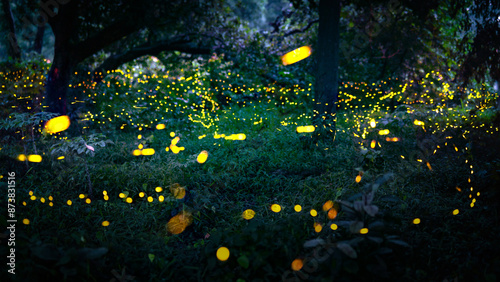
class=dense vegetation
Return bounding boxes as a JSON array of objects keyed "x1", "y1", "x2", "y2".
[{"x1": 1, "y1": 0, "x2": 500, "y2": 281}]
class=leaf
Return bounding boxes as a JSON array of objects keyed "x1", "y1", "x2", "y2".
[
  {"x1": 353, "y1": 201, "x2": 363, "y2": 212},
  {"x1": 77, "y1": 247, "x2": 108, "y2": 260},
  {"x1": 368, "y1": 221, "x2": 385, "y2": 231},
  {"x1": 367, "y1": 236, "x2": 383, "y2": 244},
  {"x1": 349, "y1": 221, "x2": 363, "y2": 234},
  {"x1": 148, "y1": 253, "x2": 155, "y2": 263},
  {"x1": 387, "y1": 239, "x2": 410, "y2": 248},
  {"x1": 31, "y1": 244, "x2": 62, "y2": 261},
  {"x1": 363, "y1": 205, "x2": 379, "y2": 217},
  {"x1": 337, "y1": 242, "x2": 357, "y2": 259},
  {"x1": 303, "y1": 238, "x2": 325, "y2": 248},
  {"x1": 237, "y1": 255, "x2": 250, "y2": 269}
]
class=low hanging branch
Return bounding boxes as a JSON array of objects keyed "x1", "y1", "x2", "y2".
[
  {"x1": 284, "y1": 19, "x2": 319, "y2": 37},
  {"x1": 92, "y1": 36, "x2": 213, "y2": 83}
]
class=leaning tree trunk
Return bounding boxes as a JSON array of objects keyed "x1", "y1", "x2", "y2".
[
  {"x1": 46, "y1": 48, "x2": 75, "y2": 115},
  {"x1": 313, "y1": 0, "x2": 341, "y2": 143}
]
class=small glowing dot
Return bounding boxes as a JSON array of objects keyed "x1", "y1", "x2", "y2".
[
  {"x1": 216, "y1": 247, "x2": 230, "y2": 261},
  {"x1": 159, "y1": 195, "x2": 165, "y2": 202},
  {"x1": 330, "y1": 223, "x2": 338, "y2": 230},
  {"x1": 139, "y1": 192, "x2": 145, "y2": 197},
  {"x1": 242, "y1": 209, "x2": 256, "y2": 220},
  {"x1": 310, "y1": 209, "x2": 318, "y2": 217},
  {"x1": 360, "y1": 228, "x2": 369, "y2": 234},
  {"x1": 170, "y1": 132, "x2": 175, "y2": 137},
  {"x1": 79, "y1": 194, "x2": 85, "y2": 199},
  {"x1": 85, "y1": 198, "x2": 91, "y2": 204},
  {"x1": 147, "y1": 196, "x2": 154, "y2": 202},
  {"x1": 322, "y1": 200, "x2": 333, "y2": 211},
  {"x1": 155, "y1": 187, "x2": 163, "y2": 192},
  {"x1": 452, "y1": 209, "x2": 459, "y2": 215},
  {"x1": 102, "y1": 221, "x2": 110, "y2": 227},
  {"x1": 104, "y1": 195, "x2": 109, "y2": 201},
  {"x1": 40, "y1": 197, "x2": 45, "y2": 203},
  {"x1": 271, "y1": 204, "x2": 281, "y2": 213},
  {"x1": 413, "y1": 218, "x2": 421, "y2": 224},
  {"x1": 291, "y1": 259, "x2": 303, "y2": 271},
  {"x1": 314, "y1": 222, "x2": 322, "y2": 232},
  {"x1": 67, "y1": 200, "x2": 72, "y2": 206},
  {"x1": 126, "y1": 197, "x2": 133, "y2": 203},
  {"x1": 355, "y1": 175, "x2": 362, "y2": 183},
  {"x1": 23, "y1": 218, "x2": 30, "y2": 225},
  {"x1": 119, "y1": 193, "x2": 126, "y2": 198},
  {"x1": 294, "y1": 205, "x2": 302, "y2": 212},
  {"x1": 30, "y1": 196, "x2": 36, "y2": 201}
]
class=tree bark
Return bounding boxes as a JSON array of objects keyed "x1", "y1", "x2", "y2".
[
  {"x1": 45, "y1": 1, "x2": 79, "y2": 115},
  {"x1": 33, "y1": 24, "x2": 45, "y2": 54},
  {"x1": 1, "y1": 0, "x2": 21, "y2": 60},
  {"x1": 313, "y1": 0, "x2": 340, "y2": 142}
]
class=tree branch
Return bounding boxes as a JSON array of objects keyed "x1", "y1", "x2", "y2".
[
  {"x1": 72, "y1": 17, "x2": 145, "y2": 62},
  {"x1": 92, "y1": 37, "x2": 213, "y2": 82},
  {"x1": 284, "y1": 19, "x2": 319, "y2": 37}
]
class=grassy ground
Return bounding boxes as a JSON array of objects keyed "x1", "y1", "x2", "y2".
[{"x1": 1, "y1": 95, "x2": 500, "y2": 281}]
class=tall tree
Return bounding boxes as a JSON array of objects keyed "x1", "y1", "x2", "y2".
[
  {"x1": 313, "y1": 0, "x2": 340, "y2": 142},
  {"x1": 43, "y1": 0, "x2": 223, "y2": 114},
  {"x1": 1, "y1": 0, "x2": 21, "y2": 60}
]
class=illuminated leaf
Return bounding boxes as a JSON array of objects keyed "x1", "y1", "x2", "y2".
[{"x1": 166, "y1": 211, "x2": 193, "y2": 234}]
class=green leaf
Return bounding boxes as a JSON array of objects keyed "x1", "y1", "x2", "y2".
[
  {"x1": 337, "y1": 242, "x2": 357, "y2": 259},
  {"x1": 237, "y1": 255, "x2": 249, "y2": 269},
  {"x1": 77, "y1": 247, "x2": 108, "y2": 260},
  {"x1": 148, "y1": 253, "x2": 155, "y2": 263},
  {"x1": 31, "y1": 244, "x2": 62, "y2": 261}
]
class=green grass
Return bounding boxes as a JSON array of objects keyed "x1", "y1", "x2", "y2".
[{"x1": 1, "y1": 72, "x2": 500, "y2": 281}]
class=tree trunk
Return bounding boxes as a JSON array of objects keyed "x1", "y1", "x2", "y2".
[
  {"x1": 313, "y1": 0, "x2": 340, "y2": 142},
  {"x1": 33, "y1": 24, "x2": 45, "y2": 54},
  {"x1": 46, "y1": 49, "x2": 74, "y2": 115},
  {"x1": 1, "y1": 0, "x2": 21, "y2": 60}
]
